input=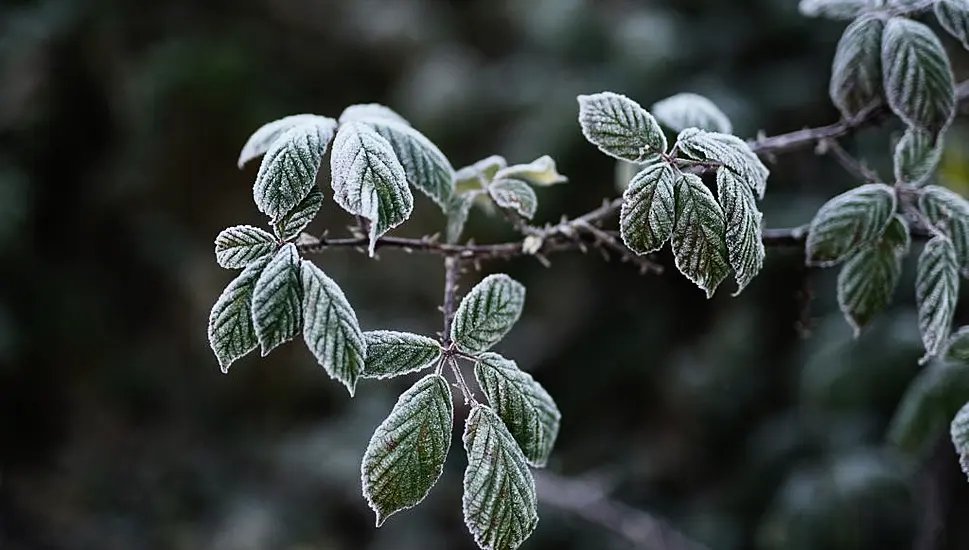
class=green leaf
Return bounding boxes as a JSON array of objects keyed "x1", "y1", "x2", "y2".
[
  {"x1": 671, "y1": 173, "x2": 731, "y2": 298},
  {"x1": 951, "y1": 401, "x2": 969, "y2": 478},
  {"x1": 454, "y1": 155, "x2": 506, "y2": 193},
  {"x1": 894, "y1": 128, "x2": 943, "y2": 187},
  {"x1": 889, "y1": 359, "x2": 969, "y2": 453},
  {"x1": 935, "y1": 0, "x2": 969, "y2": 51},
  {"x1": 799, "y1": 0, "x2": 876, "y2": 19},
  {"x1": 944, "y1": 325, "x2": 969, "y2": 362},
  {"x1": 805, "y1": 183, "x2": 896, "y2": 267},
  {"x1": 676, "y1": 128, "x2": 769, "y2": 199},
  {"x1": 362, "y1": 373, "x2": 453, "y2": 526},
  {"x1": 253, "y1": 118, "x2": 337, "y2": 221},
  {"x1": 462, "y1": 405, "x2": 539, "y2": 550},
  {"x1": 446, "y1": 193, "x2": 477, "y2": 244},
  {"x1": 493, "y1": 155, "x2": 568, "y2": 187},
  {"x1": 577, "y1": 92, "x2": 667, "y2": 163},
  {"x1": 273, "y1": 186, "x2": 324, "y2": 241},
  {"x1": 718, "y1": 167, "x2": 765, "y2": 295},
  {"x1": 919, "y1": 185, "x2": 969, "y2": 271},
  {"x1": 650, "y1": 92, "x2": 733, "y2": 134},
  {"x1": 917, "y1": 234, "x2": 959, "y2": 362},
  {"x1": 300, "y1": 260, "x2": 365, "y2": 395},
  {"x1": 237, "y1": 114, "x2": 335, "y2": 168},
  {"x1": 451, "y1": 274, "x2": 526, "y2": 354},
  {"x1": 619, "y1": 161, "x2": 677, "y2": 255},
  {"x1": 364, "y1": 119, "x2": 455, "y2": 210},
  {"x1": 489, "y1": 178, "x2": 538, "y2": 220},
  {"x1": 829, "y1": 14, "x2": 885, "y2": 119},
  {"x1": 214, "y1": 225, "x2": 278, "y2": 269},
  {"x1": 474, "y1": 352, "x2": 560, "y2": 468},
  {"x1": 837, "y1": 214, "x2": 910, "y2": 336},
  {"x1": 361, "y1": 330, "x2": 442, "y2": 379},
  {"x1": 208, "y1": 255, "x2": 271, "y2": 372},
  {"x1": 338, "y1": 103, "x2": 411, "y2": 126},
  {"x1": 251, "y1": 243, "x2": 302, "y2": 355},
  {"x1": 882, "y1": 17, "x2": 956, "y2": 136},
  {"x1": 330, "y1": 121, "x2": 414, "y2": 256}
]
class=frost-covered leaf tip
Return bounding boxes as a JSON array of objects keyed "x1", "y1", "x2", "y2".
[
  {"x1": 364, "y1": 118, "x2": 455, "y2": 210},
  {"x1": 953, "y1": 401, "x2": 969, "y2": 479},
  {"x1": 619, "y1": 161, "x2": 677, "y2": 255},
  {"x1": 253, "y1": 117, "x2": 337, "y2": 221},
  {"x1": 208, "y1": 255, "x2": 272, "y2": 372},
  {"x1": 671, "y1": 173, "x2": 731, "y2": 298},
  {"x1": 474, "y1": 352, "x2": 560, "y2": 468},
  {"x1": 935, "y1": 0, "x2": 969, "y2": 51},
  {"x1": 806, "y1": 183, "x2": 896, "y2": 267},
  {"x1": 799, "y1": 0, "x2": 875, "y2": 19},
  {"x1": 894, "y1": 128, "x2": 943, "y2": 188},
  {"x1": 339, "y1": 103, "x2": 411, "y2": 127},
  {"x1": 361, "y1": 330, "x2": 442, "y2": 379},
  {"x1": 717, "y1": 167, "x2": 765, "y2": 295},
  {"x1": 330, "y1": 121, "x2": 414, "y2": 256},
  {"x1": 301, "y1": 260, "x2": 366, "y2": 395},
  {"x1": 882, "y1": 17, "x2": 956, "y2": 136},
  {"x1": 214, "y1": 225, "x2": 278, "y2": 269},
  {"x1": 451, "y1": 274, "x2": 526, "y2": 354},
  {"x1": 251, "y1": 244, "x2": 303, "y2": 355},
  {"x1": 493, "y1": 155, "x2": 568, "y2": 187},
  {"x1": 577, "y1": 92, "x2": 667, "y2": 163},
  {"x1": 650, "y1": 92, "x2": 733, "y2": 134},
  {"x1": 919, "y1": 185, "x2": 969, "y2": 271},
  {"x1": 238, "y1": 114, "x2": 335, "y2": 169},
  {"x1": 463, "y1": 405, "x2": 538, "y2": 550},
  {"x1": 489, "y1": 178, "x2": 538, "y2": 220},
  {"x1": 830, "y1": 14, "x2": 885, "y2": 120},
  {"x1": 916, "y1": 234, "x2": 959, "y2": 363},
  {"x1": 362, "y1": 374, "x2": 453, "y2": 526}
]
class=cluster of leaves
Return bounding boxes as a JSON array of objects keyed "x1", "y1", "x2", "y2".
[
  {"x1": 208, "y1": 104, "x2": 564, "y2": 549},
  {"x1": 800, "y1": 0, "x2": 969, "y2": 485},
  {"x1": 577, "y1": 91, "x2": 769, "y2": 297}
]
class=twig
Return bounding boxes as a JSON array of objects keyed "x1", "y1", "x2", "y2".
[
  {"x1": 534, "y1": 470, "x2": 712, "y2": 550},
  {"x1": 817, "y1": 138, "x2": 881, "y2": 183},
  {"x1": 441, "y1": 256, "x2": 461, "y2": 346}
]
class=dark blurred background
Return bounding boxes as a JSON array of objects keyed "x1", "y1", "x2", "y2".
[{"x1": 4, "y1": 0, "x2": 969, "y2": 549}]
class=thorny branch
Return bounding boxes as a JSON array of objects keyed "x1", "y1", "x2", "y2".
[{"x1": 299, "y1": 78, "x2": 969, "y2": 265}]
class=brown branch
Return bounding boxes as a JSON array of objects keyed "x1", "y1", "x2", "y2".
[{"x1": 534, "y1": 470, "x2": 712, "y2": 550}]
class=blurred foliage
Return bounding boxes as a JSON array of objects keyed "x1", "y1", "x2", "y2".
[{"x1": 3, "y1": 0, "x2": 969, "y2": 549}]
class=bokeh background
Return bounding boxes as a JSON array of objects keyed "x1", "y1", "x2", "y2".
[{"x1": 4, "y1": 0, "x2": 969, "y2": 549}]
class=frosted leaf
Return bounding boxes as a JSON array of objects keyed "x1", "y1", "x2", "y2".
[
  {"x1": 474, "y1": 352, "x2": 560, "y2": 468},
  {"x1": 301, "y1": 260, "x2": 366, "y2": 395},
  {"x1": 805, "y1": 183, "x2": 896, "y2": 267},
  {"x1": 330, "y1": 121, "x2": 414, "y2": 256},
  {"x1": 237, "y1": 114, "x2": 334, "y2": 168},
  {"x1": 916, "y1": 234, "x2": 959, "y2": 362},
  {"x1": 253, "y1": 118, "x2": 337, "y2": 221},
  {"x1": 894, "y1": 128, "x2": 943, "y2": 187},
  {"x1": 361, "y1": 330, "x2": 442, "y2": 379},
  {"x1": 830, "y1": 14, "x2": 885, "y2": 119},
  {"x1": 454, "y1": 155, "x2": 507, "y2": 193},
  {"x1": 489, "y1": 178, "x2": 538, "y2": 220},
  {"x1": 935, "y1": 0, "x2": 969, "y2": 50},
  {"x1": 919, "y1": 185, "x2": 969, "y2": 271},
  {"x1": 799, "y1": 0, "x2": 877, "y2": 19},
  {"x1": 951, "y1": 401, "x2": 969, "y2": 479},
  {"x1": 251, "y1": 243, "x2": 302, "y2": 355},
  {"x1": 671, "y1": 173, "x2": 731, "y2": 298},
  {"x1": 882, "y1": 17, "x2": 956, "y2": 136},
  {"x1": 676, "y1": 128, "x2": 769, "y2": 199},
  {"x1": 718, "y1": 167, "x2": 765, "y2": 295},
  {"x1": 365, "y1": 119, "x2": 455, "y2": 210},
  {"x1": 214, "y1": 225, "x2": 278, "y2": 269},
  {"x1": 837, "y1": 214, "x2": 909, "y2": 336},
  {"x1": 362, "y1": 374, "x2": 453, "y2": 526},
  {"x1": 338, "y1": 103, "x2": 411, "y2": 126},
  {"x1": 451, "y1": 274, "x2": 525, "y2": 354},
  {"x1": 619, "y1": 161, "x2": 677, "y2": 255},
  {"x1": 446, "y1": 193, "x2": 477, "y2": 244},
  {"x1": 577, "y1": 92, "x2": 667, "y2": 163},
  {"x1": 888, "y1": 360, "x2": 969, "y2": 453},
  {"x1": 944, "y1": 325, "x2": 969, "y2": 362},
  {"x1": 650, "y1": 93, "x2": 733, "y2": 134},
  {"x1": 208, "y1": 255, "x2": 271, "y2": 372},
  {"x1": 274, "y1": 186, "x2": 323, "y2": 241},
  {"x1": 493, "y1": 155, "x2": 568, "y2": 187},
  {"x1": 462, "y1": 405, "x2": 538, "y2": 550}
]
